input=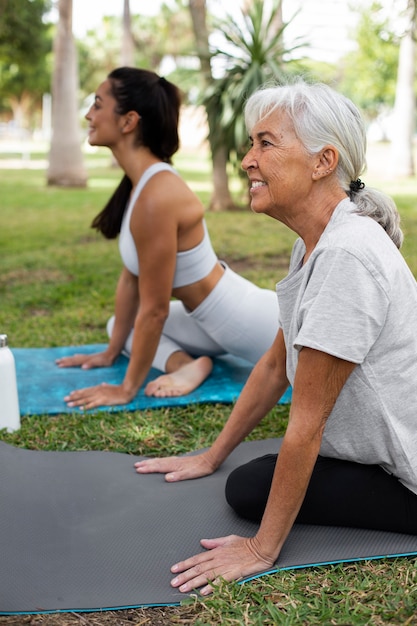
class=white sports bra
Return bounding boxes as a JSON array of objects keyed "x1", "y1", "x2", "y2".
[{"x1": 119, "y1": 163, "x2": 218, "y2": 288}]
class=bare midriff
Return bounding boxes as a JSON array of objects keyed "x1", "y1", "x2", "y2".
[{"x1": 172, "y1": 261, "x2": 225, "y2": 311}]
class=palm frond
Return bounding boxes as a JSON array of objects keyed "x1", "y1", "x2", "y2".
[{"x1": 199, "y1": 0, "x2": 307, "y2": 174}]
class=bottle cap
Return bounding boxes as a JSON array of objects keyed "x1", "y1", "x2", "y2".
[{"x1": 0, "y1": 334, "x2": 8, "y2": 347}]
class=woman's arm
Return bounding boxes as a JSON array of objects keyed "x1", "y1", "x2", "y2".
[
  {"x1": 119, "y1": 178, "x2": 179, "y2": 398},
  {"x1": 57, "y1": 267, "x2": 138, "y2": 370},
  {"x1": 105, "y1": 266, "x2": 140, "y2": 359},
  {"x1": 252, "y1": 347, "x2": 356, "y2": 559},
  {"x1": 167, "y1": 347, "x2": 356, "y2": 594},
  {"x1": 63, "y1": 175, "x2": 180, "y2": 408}
]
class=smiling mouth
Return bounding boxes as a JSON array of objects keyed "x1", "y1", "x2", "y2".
[{"x1": 250, "y1": 181, "x2": 266, "y2": 190}]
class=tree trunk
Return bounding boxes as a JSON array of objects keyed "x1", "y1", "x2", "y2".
[
  {"x1": 121, "y1": 0, "x2": 135, "y2": 66},
  {"x1": 110, "y1": 0, "x2": 135, "y2": 169},
  {"x1": 47, "y1": 0, "x2": 87, "y2": 187},
  {"x1": 210, "y1": 147, "x2": 238, "y2": 211},
  {"x1": 188, "y1": 0, "x2": 235, "y2": 210},
  {"x1": 390, "y1": 0, "x2": 416, "y2": 178},
  {"x1": 108, "y1": 0, "x2": 135, "y2": 170}
]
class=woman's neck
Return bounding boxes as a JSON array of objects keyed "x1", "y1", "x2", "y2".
[{"x1": 112, "y1": 145, "x2": 161, "y2": 187}]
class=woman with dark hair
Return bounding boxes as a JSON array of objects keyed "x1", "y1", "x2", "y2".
[{"x1": 57, "y1": 67, "x2": 279, "y2": 409}]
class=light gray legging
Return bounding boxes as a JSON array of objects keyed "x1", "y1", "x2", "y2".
[{"x1": 107, "y1": 263, "x2": 279, "y2": 372}]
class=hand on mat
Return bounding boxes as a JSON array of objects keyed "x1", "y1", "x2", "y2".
[
  {"x1": 134, "y1": 451, "x2": 216, "y2": 482},
  {"x1": 64, "y1": 383, "x2": 134, "y2": 409},
  {"x1": 56, "y1": 351, "x2": 114, "y2": 370},
  {"x1": 170, "y1": 534, "x2": 275, "y2": 595}
]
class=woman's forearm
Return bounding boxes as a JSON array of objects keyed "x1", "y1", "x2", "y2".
[
  {"x1": 252, "y1": 348, "x2": 357, "y2": 562},
  {"x1": 253, "y1": 432, "x2": 322, "y2": 561},
  {"x1": 106, "y1": 269, "x2": 140, "y2": 359},
  {"x1": 120, "y1": 307, "x2": 168, "y2": 397},
  {"x1": 206, "y1": 331, "x2": 289, "y2": 470}
]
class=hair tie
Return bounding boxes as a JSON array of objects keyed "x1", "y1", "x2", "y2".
[{"x1": 349, "y1": 178, "x2": 365, "y2": 193}]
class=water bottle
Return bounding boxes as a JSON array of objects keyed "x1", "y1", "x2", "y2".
[{"x1": 0, "y1": 334, "x2": 21, "y2": 433}]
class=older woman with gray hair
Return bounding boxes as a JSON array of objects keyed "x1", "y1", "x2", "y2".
[{"x1": 135, "y1": 79, "x2": 417, "y2": 594}]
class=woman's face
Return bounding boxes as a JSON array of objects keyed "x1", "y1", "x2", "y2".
[
  {"x1": 242, "y1": 108, "x2": 317, "y2": 220},
  {"x1": 85, "y1": 79, "x2": 122, "y2": 147}
]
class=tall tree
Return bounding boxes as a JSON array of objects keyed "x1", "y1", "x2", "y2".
[
  {"x1": 109, "y1": 0, "x2": 135, "y2": 169},
  {"x1": 47, "y1": 0, "x2": 87, "y2": 187},
  {"x1": 391, "y1": 0, "x2": 416, "y2": 177},
  {"x1": 201, "y1": 0, "x2": 303, "y2": 201},
  {"x1": 121, "y1": 0, "x2": 134, "y2": 66},
  {"x1": 189, "y1": 0, "x2": 235, "y2": 211}
]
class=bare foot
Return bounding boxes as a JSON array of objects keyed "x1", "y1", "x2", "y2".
[{"x1": 145, "y1": 356, "x2": 213, "y2": 397}]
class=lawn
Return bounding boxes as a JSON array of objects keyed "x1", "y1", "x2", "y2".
[{"x1": 0, "y1": 143, "x2": 416, "y2": 625}]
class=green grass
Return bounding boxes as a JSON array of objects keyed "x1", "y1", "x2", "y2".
[{"x1": 0, "y1": 145, "x2": 417, "y2": 625}]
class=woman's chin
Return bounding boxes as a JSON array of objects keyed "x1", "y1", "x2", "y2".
[
  {"x1": 87, "y1": 131, "x2": 98, "y2": 145},
  {"x1": 250, "y1": 202, "x2": 266, "y2": 215}
]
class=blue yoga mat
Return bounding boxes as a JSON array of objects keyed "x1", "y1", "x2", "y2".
[{"x1": 12, "y1": 344, "x2": 292, "y2": 416}]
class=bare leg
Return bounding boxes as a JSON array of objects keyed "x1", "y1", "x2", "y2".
[{"x1": 144, "y1": 351, "x2": 213, "y2": 398}]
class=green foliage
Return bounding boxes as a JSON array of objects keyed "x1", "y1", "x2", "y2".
[
  {"x1": 0, "y1": 0, "x2": 51, "y2": 60},
  {"x1": 154, "y1": 0, "x2": 196, "y2": 62},
  {"x1": 77, "y1": 17, "x2": 124, "y2": 99},
  {"x1": 200, "y1": 0, "x2": 305, "y2": 180},
  {"x1": 77, "y1": 1, "x2": 198, "y2": 101},
  {"x1": 0, "y1": 0, "x2": 52, "y2": 113},
  {"x1": 338, "y1": 2, "x2": 399, "y2": 120}
]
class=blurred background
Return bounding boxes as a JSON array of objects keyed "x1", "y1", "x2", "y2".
[{"x1": 0, "y1": 0, "x2": 415, "y2": 209}]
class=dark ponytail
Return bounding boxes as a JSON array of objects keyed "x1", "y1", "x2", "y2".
[
  {"x1": 92, "y1": 67, "x2": 182, "y2": 238},
  {"x1": 91, "y1": 175, "x2": 132, "y2": 239}
]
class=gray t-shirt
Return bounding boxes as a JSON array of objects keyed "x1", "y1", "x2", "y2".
[{"x1": 276, "y1": 198, "x2": 417, "y2": 494}]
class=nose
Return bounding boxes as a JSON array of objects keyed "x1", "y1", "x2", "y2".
[
  {"x1": 85, "y1": 105, "x2": 92, "y2": 121},
  {"x1": 241, "y1": 147, "x2": 256, "y2": 172}
]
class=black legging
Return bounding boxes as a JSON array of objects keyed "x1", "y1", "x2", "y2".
[{"x1": 225, "y1": 454, "x2": 417, "y2": 535}]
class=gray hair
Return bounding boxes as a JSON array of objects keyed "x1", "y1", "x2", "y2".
[{"x1": 244, "y1": 79, "x2": 403, "y2": 248}]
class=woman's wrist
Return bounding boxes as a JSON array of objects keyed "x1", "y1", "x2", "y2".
[
  {"x1": 104, "y1": 344, "x2": 123, "y2": 363},
  {"x1": 119, "y1": 379, "x2": 139, "y2": 400},
  {"x1": 249, "y1": 532, "x2": 282, "y2": 566},
  {"x1": 201, "y1": 447, "x2": 223, "y2": 473}
]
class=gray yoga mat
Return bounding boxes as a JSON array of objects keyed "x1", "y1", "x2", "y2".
[{"x1": 1, "y1": 438, "x2": 417, "y2": 615}]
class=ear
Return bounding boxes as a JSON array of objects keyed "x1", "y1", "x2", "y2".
[
  {"x1": 312, "y1": 146, "x2": 339, "y2": 180},
  {"x1": 121, "y1": 111, "x2": 141, "y2": 134}
]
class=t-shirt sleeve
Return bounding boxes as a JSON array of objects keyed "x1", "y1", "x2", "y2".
[{"x1": 294, "y1": 247, "x2": 389, "y2": 363}]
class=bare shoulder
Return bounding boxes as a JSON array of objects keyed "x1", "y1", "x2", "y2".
[
  {"x1": 142, "y1": 169, "x2": 190, "y2": 201},
  {"x1": 138, "y1": 169, "x2": 204, "y2": 220}
]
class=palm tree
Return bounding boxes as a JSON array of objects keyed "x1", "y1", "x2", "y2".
[
  {"x1": 201, "y1": 0, "x2": 304, "y2": 205},
  {"x1": 47, "y1": 0, "x2": 87, "y2": 187},
  {"x1": 121, "y1": 0, "x2": 135, "y2": 66},
  {"x1": 189, "y1": 0, "x2": 235, "y2": 211}
]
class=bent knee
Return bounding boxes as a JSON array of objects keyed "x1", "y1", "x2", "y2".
[{"x1": 225, "y1": 454, "x2": 277, "y2": 522}]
